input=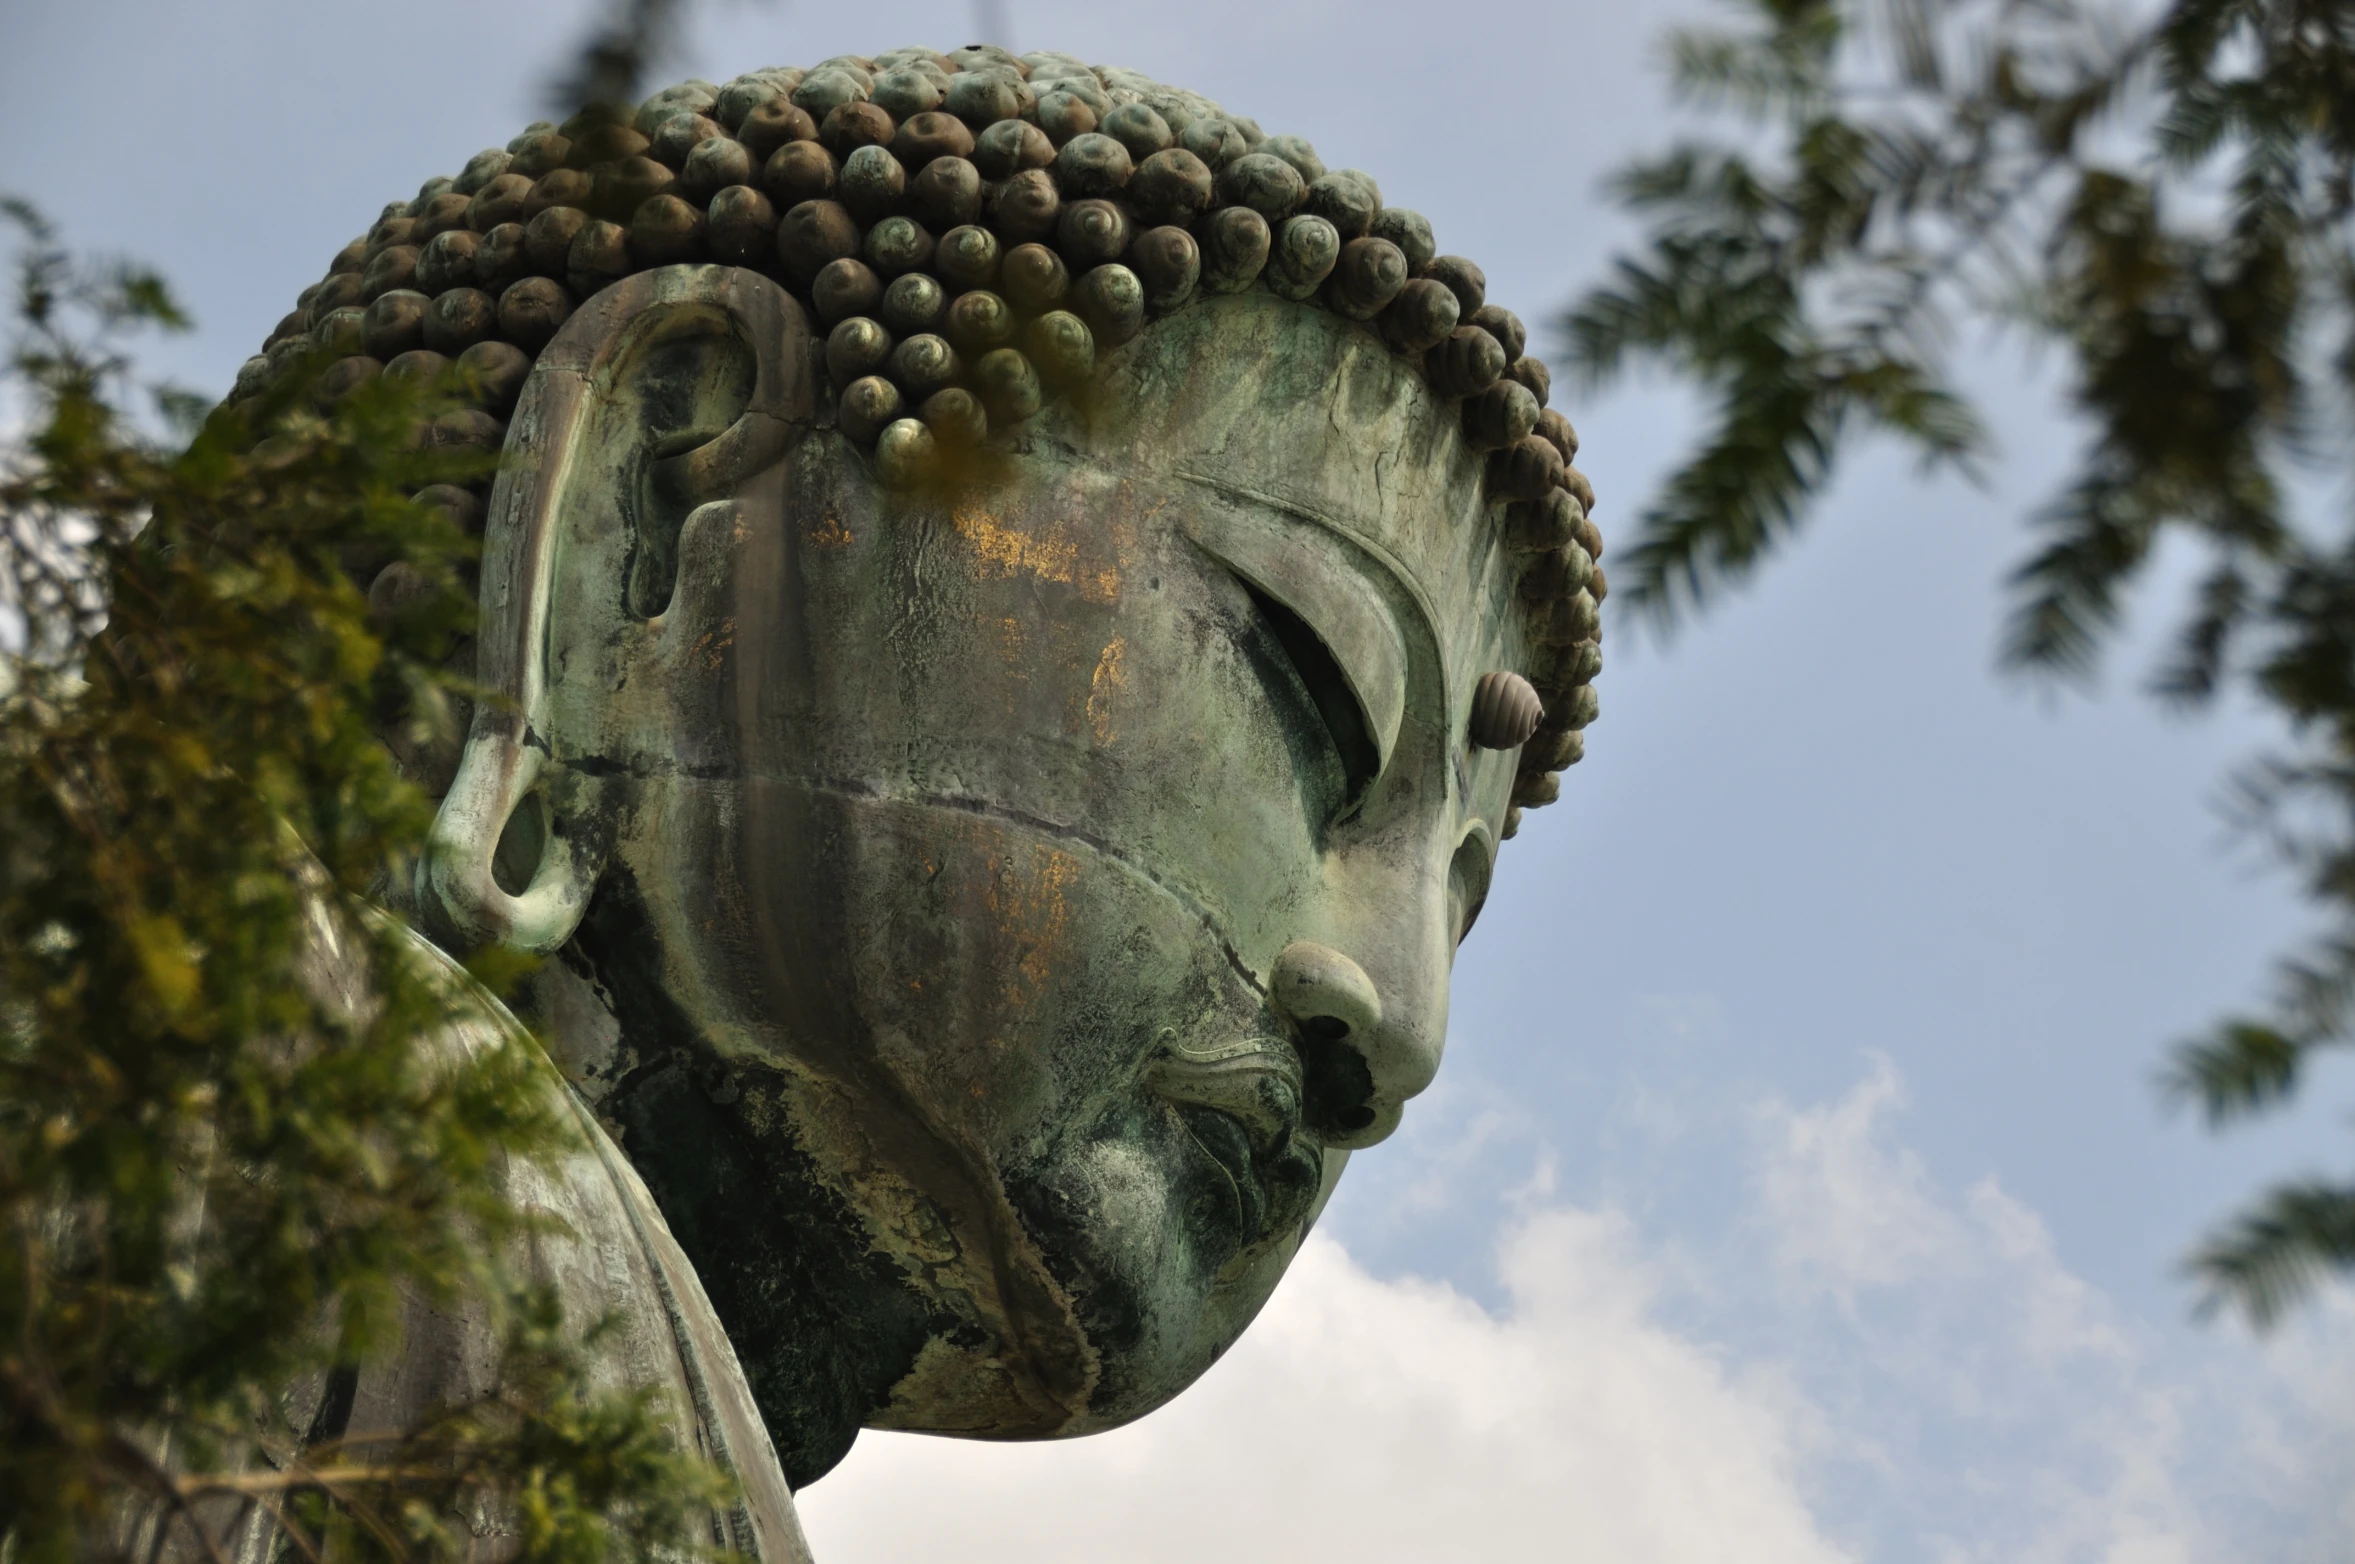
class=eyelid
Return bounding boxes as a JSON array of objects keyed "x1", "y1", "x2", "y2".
[{"x1": 1182, "y1": 511, "x2": 1407, "y2": 778}]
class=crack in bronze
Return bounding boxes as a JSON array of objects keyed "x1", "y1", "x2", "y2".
[{"x1": 797, "y1": 776, "x2": 1268, "y2": 1000}]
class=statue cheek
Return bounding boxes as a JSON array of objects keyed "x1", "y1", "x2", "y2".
[{"x1": 762, "y1": 792, "x2": 1227, "y2": 1130}]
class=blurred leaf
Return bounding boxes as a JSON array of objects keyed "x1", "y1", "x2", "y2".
[
  {"x1": 2192, "y1": 1179, "x2": 2355, "y2": 1328},
  {"x1": 1573, "y1": 0, "x2": 2355, "y2": 1327},
  {"x1": 549, "y1": 0, "x2": 690, "y2": 116},
  {"x1": 0, "y1": 208, "x2": 723, "y2": 1559}
]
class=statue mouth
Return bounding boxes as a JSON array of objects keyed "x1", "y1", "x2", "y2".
[{"x1": 1145, "y1": 1033, "x2": 1323, "y2": 1249}]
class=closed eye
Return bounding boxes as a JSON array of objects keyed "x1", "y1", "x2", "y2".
[
  {"x1": 1241, "y1": 580, "x2": 1382, "y2": 817},
  {"x1": 1182, "y1": 509, "x2": 1408, "y2": 778}
]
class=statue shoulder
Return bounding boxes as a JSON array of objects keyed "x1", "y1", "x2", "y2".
[{"x1": 307, "y1": 895, "x2": 819, "y2": 1562}]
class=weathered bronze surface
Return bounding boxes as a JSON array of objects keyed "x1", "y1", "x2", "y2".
[{"x1": 233, "y1": 47, "x2": 1607, "y2": 1559}]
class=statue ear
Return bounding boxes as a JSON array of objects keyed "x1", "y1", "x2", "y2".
[{"x1": 421, "y1": 267, "x2": 815, "y2": 952}]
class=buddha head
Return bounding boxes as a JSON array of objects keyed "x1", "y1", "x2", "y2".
[{"x1": 243, "y1": 46, "x2": 1603, "y2": 1488}]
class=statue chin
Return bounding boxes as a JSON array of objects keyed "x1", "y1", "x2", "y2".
[{"x1": 422, "y1": 268, "x2": 1530, "y2": 1484}]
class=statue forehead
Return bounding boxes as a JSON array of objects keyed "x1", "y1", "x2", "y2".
[
  {"x1": 247, "y1": 46, "x2": 1604, "y2": 836},
  {"x1": 1004, "y1": 296, "x2": 1517, "y2": 681},
  {"x1": 1080, "y1": 297, "x2": 1494, "y2": 583}
]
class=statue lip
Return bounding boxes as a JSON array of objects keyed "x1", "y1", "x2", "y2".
[{"x1": 1145, "y1": 1032, "x2": 1320, "y2": 1247}]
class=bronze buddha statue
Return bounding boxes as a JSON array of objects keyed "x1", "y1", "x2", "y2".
[{"x1": 224, "y1": 44, "x2": 1603, "y2": 1560}]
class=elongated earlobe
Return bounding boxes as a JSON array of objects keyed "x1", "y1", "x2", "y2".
[
  {"x1": 422, "y1": 713, "x2": 591, "y2": 954},
  {"x1": 420, "y1": 265, "x2": 813, "y2": 952}
]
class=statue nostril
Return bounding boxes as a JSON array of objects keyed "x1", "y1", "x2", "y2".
[
  {"x1": 1294, "y1": 1017, "x2": 1375, "y2": 1138},
  {"x1": 1271, "y1": 941, "x2": 1387, "y2": 1137}
]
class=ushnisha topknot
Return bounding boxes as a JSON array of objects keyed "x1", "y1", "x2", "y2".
[{"x1": 235, "y1": 47, "x2": 1603, "y2": 837}]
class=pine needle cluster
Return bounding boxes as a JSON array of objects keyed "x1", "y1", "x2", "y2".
[
  {"x1": 1564, "y1": 0, "x2": 2355, "y2": 1326},
  {"x1": 0, "y1": 202, "x2": 726, "y2": 1561}
]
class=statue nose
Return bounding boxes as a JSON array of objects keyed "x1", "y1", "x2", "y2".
[{"x1": 1270, "y1": 940, "x2": 1438, "y2": 1150}]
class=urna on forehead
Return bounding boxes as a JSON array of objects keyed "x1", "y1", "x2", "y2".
[{"x1": 239, "y1": 43, "x2": 1605, "y2": 835}]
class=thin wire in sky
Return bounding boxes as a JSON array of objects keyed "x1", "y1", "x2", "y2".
[{"x1": 972, "y1": 0, "x2": 1012, "y2": 51}]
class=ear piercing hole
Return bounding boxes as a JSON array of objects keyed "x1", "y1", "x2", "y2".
[{"x1": 491, "y1": 790, "x2": 549, "y2": 896}]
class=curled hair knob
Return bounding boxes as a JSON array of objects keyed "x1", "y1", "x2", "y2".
[{"x1": 1469, "y1": 672, "x2": 1544, "y2": 751}]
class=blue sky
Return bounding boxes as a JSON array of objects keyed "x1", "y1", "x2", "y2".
[{"x1": 10, "y1": 0, "x2": 2354, "y2": 1555}]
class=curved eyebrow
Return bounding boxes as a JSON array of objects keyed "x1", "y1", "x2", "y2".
[{"x1": 1181, "y1": 502, "x2": 1408, "y2": 778}]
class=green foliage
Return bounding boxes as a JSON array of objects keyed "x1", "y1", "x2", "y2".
[
  {"x1": 549, "y1": 0, "x2": 692, "y2": 120},
  {"x1": 1566, "y1": 0, "x2": 2355, "y2": 1325},
  {"x1": 2189, "y1": 1177, "x2": 2355, "y2": 1329},
  {"x1": 0, "y1": 206, "x2": 726, "y2": 1558}
]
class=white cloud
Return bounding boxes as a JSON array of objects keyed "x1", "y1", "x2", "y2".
[
  {"x1": 1738, "y1": 1062, "x2": 2355, "y2": 1564},
  {"x1": 1755, "y1": 1057, "x2": 1972, "y2": 1300},
  {"x1": 798, "y1": 1214, "x2": 1850, "y2": 1564},
  {"x1": 792, "y1": 1064, "x2": 2355, "y2": 1564}
]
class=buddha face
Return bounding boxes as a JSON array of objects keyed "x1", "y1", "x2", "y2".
[{"x1": 429, "y1": 269, "x2": 1532, "y2": 1482}]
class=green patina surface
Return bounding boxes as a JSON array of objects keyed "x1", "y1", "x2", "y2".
[
  {"x1": 423, "y1": 270, "x2": 1537, "y2": 1483},
  {"x1": 238, "y1": 48, "x2": 1602, "y2": 1539}
]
